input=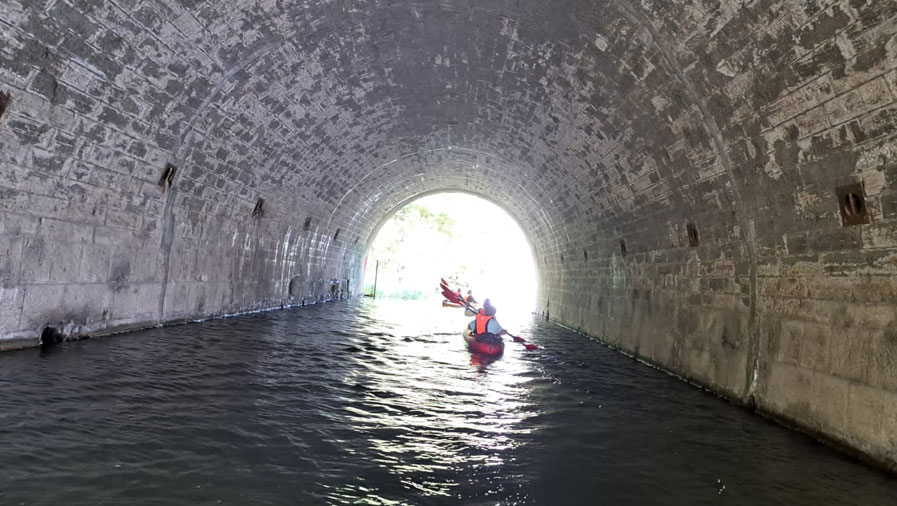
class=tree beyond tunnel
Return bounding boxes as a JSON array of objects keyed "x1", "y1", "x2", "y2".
[
  {"x1": 363, "y1": 192, "x2": 537, "y2": 312},
  {"x1": 1, "y1": 0, "x2": 896, "y2": 471}
]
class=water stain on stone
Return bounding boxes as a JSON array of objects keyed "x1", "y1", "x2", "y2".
[{"x1": 109, "y1": 260, "x2": 131, "y2": 292}]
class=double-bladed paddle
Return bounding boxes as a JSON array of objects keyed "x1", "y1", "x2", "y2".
[{"x1": 439, "y1": 278, "x2": 538, "y2": 350}]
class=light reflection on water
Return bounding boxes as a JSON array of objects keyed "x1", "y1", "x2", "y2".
[
  {"x1": 0, "y1": 299, "x2": 895, "y2": 505},
  {"x1": 329, "y1": 300, "x2": 538, "y2": 502}
]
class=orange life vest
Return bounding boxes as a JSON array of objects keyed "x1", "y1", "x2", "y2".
[{"x1": 476, "y1": 314, "x2": 493, "y2": 334}]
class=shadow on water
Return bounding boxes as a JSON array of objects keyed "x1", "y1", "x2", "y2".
[{"x1": 0, "y1": 298, "x2": 895, "y2": 505}]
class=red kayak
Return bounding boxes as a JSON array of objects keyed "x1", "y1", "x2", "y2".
[{"x1": 463, "y1": 329, "x2": 505, "y2": 356}]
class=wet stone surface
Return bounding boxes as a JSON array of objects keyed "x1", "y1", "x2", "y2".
[{"x1": 0, "y1": 299, "x2": 895, "y2": 505}]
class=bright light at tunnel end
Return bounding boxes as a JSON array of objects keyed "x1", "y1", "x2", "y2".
[{"x1": 363, "y1": 192, "x2": 538, "y2": 322}]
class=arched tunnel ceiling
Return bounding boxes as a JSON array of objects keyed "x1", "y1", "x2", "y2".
[
  {"x1": 65, "y1": 0, "x2": 756, "y2": 259},
  {"x1": 3, "y1": 0, "x2": 897, "y2": 469},
  {"x1": 2, "y1": 0, "x2": 895, "y2": 305},
  {"x1": 169, "y1": 0, "x2": 671, "y2": 255}
]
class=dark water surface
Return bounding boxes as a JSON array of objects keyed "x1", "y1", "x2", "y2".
[{"x1": 1, "y1": 299, "x2": 895, "y2": 505}]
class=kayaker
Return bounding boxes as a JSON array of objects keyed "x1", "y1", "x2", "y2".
[
  {"x1": 465, "y1": 290, "x2": 477, "y2": 304},
  {"x1": 468, "y1": 299, "x2": 508, "y2": 338}
]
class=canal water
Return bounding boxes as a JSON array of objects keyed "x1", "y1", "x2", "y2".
[{"x1": 1, "y1": 299, "x2": 895, "y2": 505}]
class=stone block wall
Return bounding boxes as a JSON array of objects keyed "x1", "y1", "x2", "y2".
[
  {"x1": 0, "y1": 1, "x2": 371, "y2": 352},
  {"x1": 538, "y1": 0, "x2": 897, "y2": 470}
]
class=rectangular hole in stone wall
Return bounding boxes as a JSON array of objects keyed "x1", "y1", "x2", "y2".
[
  {"x1": 333, "y1": 228, "x2": 340, "y2": 240},
  {"x1": 158, "y1": 164, "x2": 177, "y2": 189},
  {"x1": 304, "y1": 216, "x2": 312, "y2": 231},
  {"x1": 620, "y1": 239, "x2": 627, "y2": 257},
  {"x1": 686, "y1": 223, "x2": 699, "y2": 248},
  {"x1": 0, "y1": 91, "x2": 9, "y2": 124},
  {"x1": 252, "y1": 198, "x2": 265, "y2": 218},
  {"x1": 289, "y1": 275, "x2": 301, "y2": 297},
  {"x1": 835, "y1": 183, "x2": 869, "y2": 226}
]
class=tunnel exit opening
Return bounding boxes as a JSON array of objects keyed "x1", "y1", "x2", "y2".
[{"x1": 363, "y1": 192, "x2": 538, "y2": 317}]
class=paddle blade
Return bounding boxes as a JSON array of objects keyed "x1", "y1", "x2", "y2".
[
  {"x1": 508, "y1": 334, "x2": 526, "y2": 343},
  {"x1": 524, "y1": 344, "x2": 539, "y2": 350},
  {"x1": 442, "y1": 289, "x2": 461, "y2": 304},
  {"x1": 439, "y1": 278, "x2": 456, "y2": 299}
]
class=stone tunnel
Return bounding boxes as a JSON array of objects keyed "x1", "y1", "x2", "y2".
[{"x1": 1, "y1": 0, "x2": 897, "y2": 472}]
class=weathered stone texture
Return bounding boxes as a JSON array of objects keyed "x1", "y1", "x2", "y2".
[{"x1": 0, "y1": 0, "x2": 896, "y2": 470}]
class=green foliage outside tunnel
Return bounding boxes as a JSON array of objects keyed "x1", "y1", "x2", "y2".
[
  {"x1": 362, "y1": 194, "x2": 536, "y2": 305},
  {"x1": 364, "y1": 203, "x2": 462, "y2": 299}
]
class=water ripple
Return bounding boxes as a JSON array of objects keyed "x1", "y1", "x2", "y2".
[{"x1": 0, "y1": 299, "x2": 895, "y2": 505}]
